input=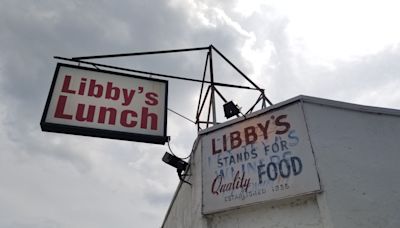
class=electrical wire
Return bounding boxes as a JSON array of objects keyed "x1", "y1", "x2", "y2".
[
  {"x1": 167, "y1": 139, "x2": 192, "y2": 185},
  {"x1": 177, "y1": 170, "x2": 192, "y2": 186},
  {"x1": 165, "y1": 108, "x2": 196, "y2": 159},
  {"x1": 167, "y1": 140, "x2": 191, "y2": 160},
  {"x1": 167, "y1": 108, "x2": 196, "y2": 124}
]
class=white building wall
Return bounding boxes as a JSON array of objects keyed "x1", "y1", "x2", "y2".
[
  {"x1": 303, "y1": 102, "x2": 400, "y2": 228},
  {"x1": 206, "y1": 195, "x2": 323, "y2": 228},
  {"x1": 162, "y1": 96, "x2": 400, "y2": 228},
  {"x1": 162, "y1": 139, "x2": 208, "y2": 228},
  {"x1": 162, "y1": 134, "x2": 323, "y2": 228}
]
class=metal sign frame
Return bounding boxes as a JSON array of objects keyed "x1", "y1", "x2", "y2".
[{"x1": 54, "y1": 45, "x2": 273, "y2": 131}]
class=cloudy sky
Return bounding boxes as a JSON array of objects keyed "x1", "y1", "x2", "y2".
[{"x1": 1, "y1": 0, "x2": 400, "y2": 227}]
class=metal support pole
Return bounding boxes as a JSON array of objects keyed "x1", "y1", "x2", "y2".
[
  {"x1": 211, "y1": 45, "x2": 273, "y2": 106},
  {"x1": 54, "y1": 56, "x2": 256, "y2": 90},
  {"x1": 208, "y1": 46, "x2": 217, "y2": 125},
  {"x1": 53, "y1": 44, "x2": 272, "y2": 131},
  {"x1": 72, "y1": 46, "x2": 210, "y2": 60},
  {"x1": 196, "y1": 52, "x2": 209, "y2": 130},
  {"x1": 206, "y1": 92, "x2": 213, "y2": 129}
]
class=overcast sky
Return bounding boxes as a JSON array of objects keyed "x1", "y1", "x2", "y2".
[{"x1": 1, "y1": 0, "x2": 400, "y2": 227}]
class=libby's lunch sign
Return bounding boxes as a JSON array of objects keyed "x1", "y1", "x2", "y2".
[
  {"x1": 41, "y1": 63, "x2": 168, "y2": 144},
  {"x1": 201, "y1": 103, "x2": 320, "y2": 214}
]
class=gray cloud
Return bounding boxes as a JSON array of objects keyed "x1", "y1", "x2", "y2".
[{"x1": 1, "y1": 0, "x2": 399, "y2": 227}]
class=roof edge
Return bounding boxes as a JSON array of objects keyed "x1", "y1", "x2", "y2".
[
  {"x1": 160, "y1": 136, "x2": 201, "y2": 227},
  {"x1": 161, "y1": 94, "x2": 400, "y2": 226},
  {"x1": 199, "y1": 95, "x2": 400, "y2": 135},
  {"x1": 298, "y1": 95, "x2": 400, "y2": 116}
]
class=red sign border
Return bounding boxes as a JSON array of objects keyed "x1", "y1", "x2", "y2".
[{"x1": 40, "y1": 63, "x2": 168, "y2": 144}]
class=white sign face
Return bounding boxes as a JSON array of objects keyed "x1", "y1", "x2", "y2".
[
  {"x1": 202, "y1": 103, "x2": 320, "y2": 214},
  {"x1": 41, "y1": 63, "x2": 168, "y2": 144}
]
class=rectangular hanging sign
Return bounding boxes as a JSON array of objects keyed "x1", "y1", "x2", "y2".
[
  {"x1": 201, "y1": 103, "x2": 320, "y2": 214},
  {"x1": 41, "y1": 63, "x2": 168, "y2": 144}
]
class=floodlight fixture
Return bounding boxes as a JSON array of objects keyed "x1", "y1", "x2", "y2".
[
  {"x1": 223, "y1": 101, "x2": 240, "y2": 119},
  {"x1": 162, "y1": 152, "x2": 188, "y2": 171},
  {"x1": 162, "y1": 152, "x2": 191, "y2": 185}
]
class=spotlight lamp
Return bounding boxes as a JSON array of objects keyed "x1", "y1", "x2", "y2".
[
  {"x1": 223, "y1": 101, "x2": 240, "y2": 119},
  {"x1": 162, "y1": 152, "x2": 191, "y2": 185}
]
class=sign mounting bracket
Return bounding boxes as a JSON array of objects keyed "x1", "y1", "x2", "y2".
[{"x1": 54, "y1": 45, "x2": 273, "y2": 131}]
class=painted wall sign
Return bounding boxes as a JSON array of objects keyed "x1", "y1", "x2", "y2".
[
  {"x1": 202, "y1": 103, "x2": 320, "y2": 214},
  {"x1": 41, "y1": 63, "x2": 168, "y2": 144}
]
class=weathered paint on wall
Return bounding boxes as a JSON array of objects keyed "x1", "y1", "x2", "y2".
[
  {"x1": 162, "y1": 96, "x2": 400, "y2": 228},
  {"x1": 202, "y1": 102, "x2": 320, "y2": 214},
  {"x1": 207, "y1": 196, "x2": 323, "y2": 228}
]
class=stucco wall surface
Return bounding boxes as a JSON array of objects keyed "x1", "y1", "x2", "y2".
[
  {"x1": 163, "y1": 132, "x2": 323, "y2": 228},
  {"x1": 162, "y1": 96, "x2": 400, "y2": 228},
  {"x1": 206, "y1": 195, "x2": 323, "y2": 228},
  {"x1": 162, "y1": 140, "x2": 208, "y2": 228},
  {"x1": 303, "y1": 102, "x2": 400, "y2": 228}
]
